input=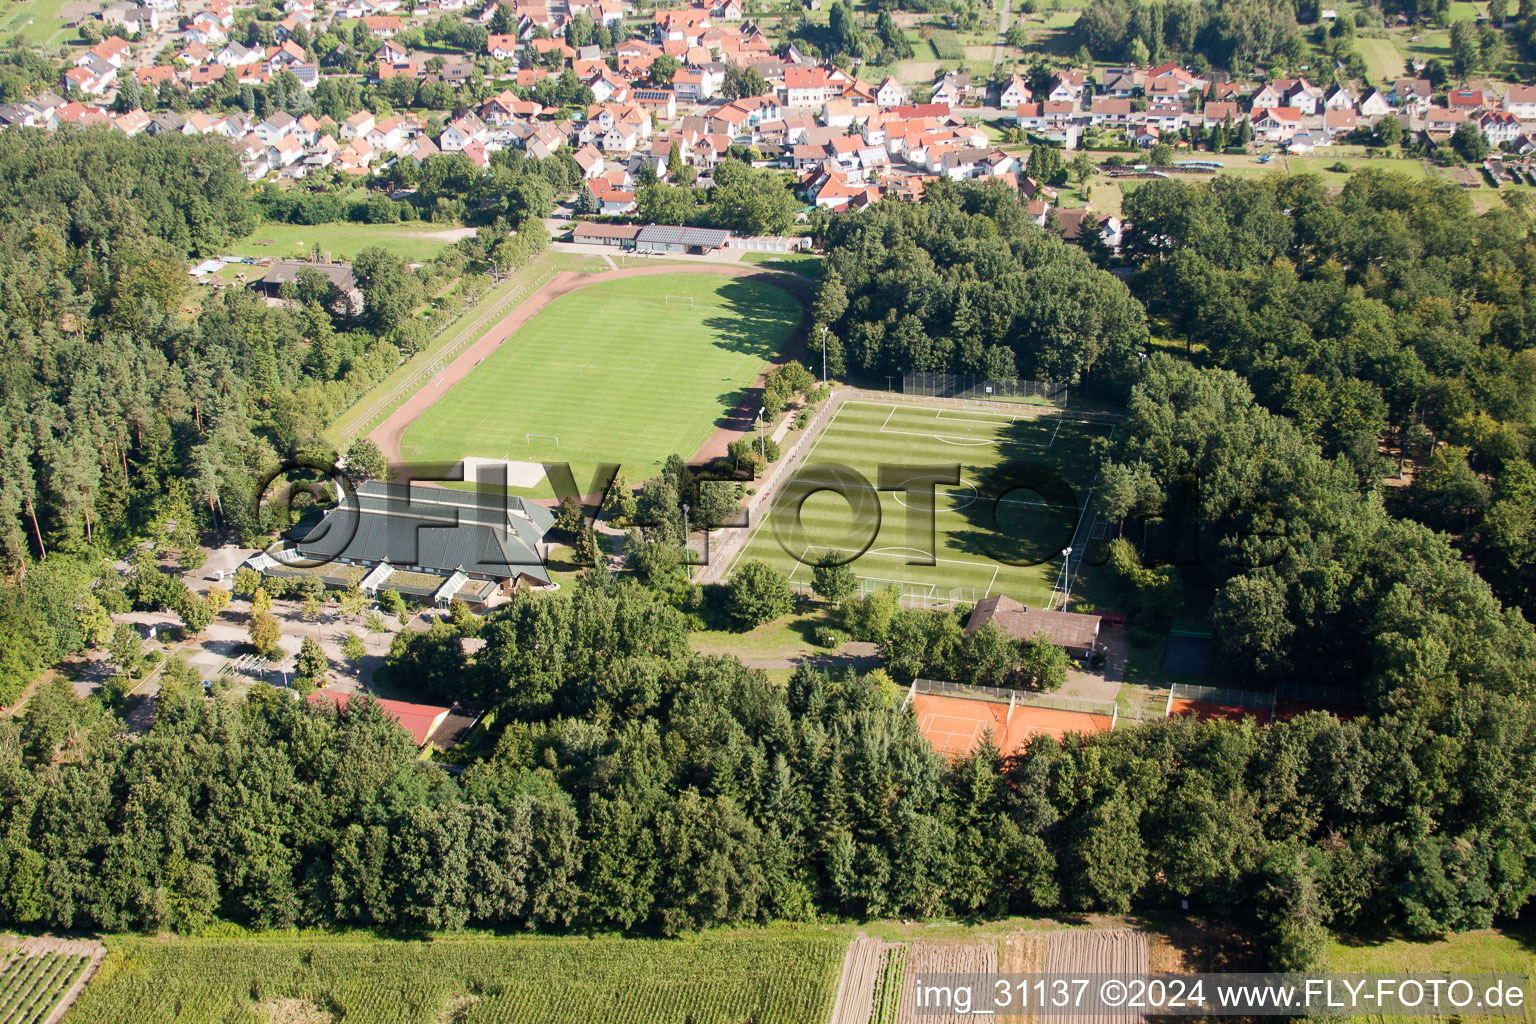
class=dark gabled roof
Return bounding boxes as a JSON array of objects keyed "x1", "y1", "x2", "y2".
[
  {"x1": 294, "y1": 481, "x2": 552, "y2": 583},
  {"x1": 635, "y1": 224, "x2": 731, "y2": 247},
  {"x1": 966, "y1": 594, "x2": 1101, "y2": 649},
  {"x1": 255, "y1": 260, "x2": 355, "y2": 290}
]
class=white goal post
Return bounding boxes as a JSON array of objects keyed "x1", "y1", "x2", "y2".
[
  {"x1": 665, "y1": 295, "x2": 694, "y2": 306},
  {"x1": 525, "y1": 433, "x2": 559, "y2": 447}
]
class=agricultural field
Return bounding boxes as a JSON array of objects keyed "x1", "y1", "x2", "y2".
[
  {"x1": 929, "y1": 28, "x2": 966, "y2": 60},
  {"x1": 62, "y1": 929, "x2": 850, "y2": 1024},
  {"x1": 728, "y1": 397, "x2": 1113, "y2": 608},
  {"x1": 400, "y1": 273, "x2": 801, "y2": 494},
  {"x1": 830, "y1": 937, "x2": 996, "y2": 1024},
  {"x1": 0, "y1": 942, "x2": 97, "y2": 1024},
  {"x1": 228, "y1": 220, "x2": 475, "y2": 263}
]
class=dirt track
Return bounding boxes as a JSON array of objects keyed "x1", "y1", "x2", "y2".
[{"x1": 370, "y1": 263, "x2": 812, "y2": 493}]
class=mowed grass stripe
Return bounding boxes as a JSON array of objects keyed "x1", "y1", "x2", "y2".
[
  {"x1": 401, "y1": 275, "x2": 800, "y2": 495},
  {"x1": 733, "y1": 400, "x2": 1105, "y2": 604}
]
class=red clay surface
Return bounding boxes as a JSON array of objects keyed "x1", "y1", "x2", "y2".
[
  {"x1": 369, "y1": 263, "x2": 810, "y2": 500},
  {"x1": 913, "y1": 693, "x2": 1114, "y2": 758},
  {"x1": 1168, "y1": 698, "x2": 1273, "y2": 725}
]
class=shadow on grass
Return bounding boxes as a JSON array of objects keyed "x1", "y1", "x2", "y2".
[{"x1": 699, "y1": 278, "x2": 803, "y2": 362}]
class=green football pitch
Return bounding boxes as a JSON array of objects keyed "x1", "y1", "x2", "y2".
[
  {"x1": 727, "y1": 399, "x2": 1117, "y2": 607},
  {"x1": 399, "y1": 274, "x2": 801, "y2": 496}
]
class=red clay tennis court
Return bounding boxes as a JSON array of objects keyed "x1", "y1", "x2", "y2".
[
  {"x1": 913, "y1": 693, "x2": 1115, "y2": 757},
  {"x1": 1166, "y1": 698, "x2": 1273, "y2": 725}
]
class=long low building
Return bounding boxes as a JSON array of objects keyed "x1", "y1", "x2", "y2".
[
  {"x1": 569, "y1": 221, "x2": 732, "y2": 253},
  {"x1": 965, "y1": 594, "x2": 1102, "y2": 658},
  {"x1": 251, "y1": 480, "x2": 555, "y2": 604}
]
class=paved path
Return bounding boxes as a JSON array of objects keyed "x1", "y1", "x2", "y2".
[
  {"x1": 369, "y1": 263, "x2": 813, "y2": 484},
  {"x1": 992, "y1": 0, "x2": 1012, "y2": 66}
]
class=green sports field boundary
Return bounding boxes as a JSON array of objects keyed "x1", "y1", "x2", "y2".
[
  {"x1": 709, "y1": 388, "x2": 1120, "y2": 608},
  {"x1": 327, "y1": 257, "x2": 558, "y2": 445}
]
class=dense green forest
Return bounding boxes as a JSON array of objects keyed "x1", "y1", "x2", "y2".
[
  {"x1": 1073, "y1": 0, "x2": 1302, "y2": 71},
  {"x1": 5, "y1": 581, "x2": 1534, "y2": 969},
  {"x1": 810, "y1": 180, "x2": 1149, "y2": 388},
  {"x1": 0, "y1": 127, "x2": 544, "y2": 703},
  {"x1": 1122, "y1": 172, "x2": 1536, "y2": 623}
]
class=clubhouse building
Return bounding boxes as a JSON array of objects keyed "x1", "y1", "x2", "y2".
[
  {"x1": 248, "y1": 480, "x2": 556, "y2": 607},
  {"x1": 965, "y1": 594, "x2": 1102, "y2": 659}
]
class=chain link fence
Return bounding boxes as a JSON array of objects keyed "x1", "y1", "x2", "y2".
[{"x1": 904, "y1": 372, "x2": 1069, "y2": 407}]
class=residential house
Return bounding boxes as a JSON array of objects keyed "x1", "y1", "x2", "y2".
[
  {"x1": 1045, "y1": 69, "x2": 1085, "y2": 104},
  {"x1": 672, "y1": 66, "x2": 722, "y2": 101},
  {"x1": 361, "y1": 14, "x2": 402, "y2": 36},
  {"x1": 1447, "y1": 88, "x2": 1492, "y2": 113},
  {"x1": 1099, "y1": 69, "x2": 1136, "y2": 98},
  {"x1": 1249, "y1": 106, "x2": 1301, "y2": 141},
  {"x1": 1145, "y1": 61, "x2": 1204, "y2": 94},
  {"x1": 1392, "y1": 77, "x2": 1432, "y2": 113},
  {"x1": 1358, "y1": 88, "x2": 1392, "y2": 117},
  {"x1": 215, "y1": 41, "x2": 263, "y2": 66},
  {"x1": 487, "y1": 34, "x2": 520, "y2": 59},
  {"x1": 1253, "y1": 77, "x2": 1321, "y2": 114},
  {"x1": 1481, "y1": 109, "x2": 1522, "y2": 145},
  {"x1": 86, "y1": 36, "x2": 132, "y2": 68},
  {"x1": 365, "y1": 115, "x2": 409, "y2": 153},
  {"x1": 600, "y1": 188, "x2": 636, "y2": 215},
  {"x1": 875, "y1": 76, "x2": 908, "y2": 107},
  {"x1": 1504, "y1": 85, "x2": 1536, "y2": 118},
  {"x1": 112, "y1": 108, "x2": 150, "y2": 136},
  {"x1": 1202, "y1": 100, "x2": 1240, "y2": 131},
  {"x1": 1424, "y1": 106, "x2": 1467, "y2": 138},
  {"x1": 439, "y1": 112, "x2": 487, "y2": 150},
  {"x1": 998, "y1": 74, "x2": 1031, "y2": 108},
  {"x1": 525, "y1": 123, "x2": 564, "y2": 158},
  {"x1": 63, "y1": 65, "x2": 112, "y2": 97},
  {"x1": 253, "y1": 110, "x2": 296, "y2": 143},
  {"x1": 633, "y1": 88, "x2": 676, "y2": 119},
  {"x1": 1322, "y1": 83, "x2": 1355, "y2": 111},
  {"x1": 1088, "y1": 95, "x2": 1132, "y2": 127},
  {"x1": 587, "y1": 68, "x2": 628, "y2": 104},
  {"x1": 186, "y1": 63, "x2": 227, "y2": 88},
  {"x1": 930, "y1": 72, "x2": 969, "y2": 107},
  {"x1": 341, "y1": 110, "x2": 375, "y2": 139},
  {"x1": 573, "y1": 143, "x2": 604, "y2": 178},
  {"x1": 782, "y1": 66, "x2": 829, "y2": 107},
  {"x1": 136, "y1": 65, "x2": 176, "y2": 89},
  {"x1": 1322, "y1": 108, "x2": 1358, "y2": 141}
]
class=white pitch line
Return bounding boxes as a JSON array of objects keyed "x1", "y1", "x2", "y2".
[{"x1": 982, "y1": 564, "x2": 1000, "y2": 599}]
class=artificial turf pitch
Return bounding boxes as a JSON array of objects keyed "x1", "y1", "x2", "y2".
[
  {"x1": 728, "y1": 399, "x2": 1115, "y2": 607},
  {"x1": 399, "y1": 274, "x2": 800, "y2": 496}
]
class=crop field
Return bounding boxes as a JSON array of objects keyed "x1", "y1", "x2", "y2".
[
  {"x1": 63, "y1": 930, "x2": 849, "y2": 1024},
  {"x1": 729, "y1": 398, "x2": 1114, "y2": 608},
  {"x1": 929, "y1": 28, "x2": 965, "y2": 59},
  {"x1": 400, "y1": 273, "x2": 801, "y2": 495},
  {"x1": 0, "y1": 947, "x2": 93, "y2": 1024}
]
